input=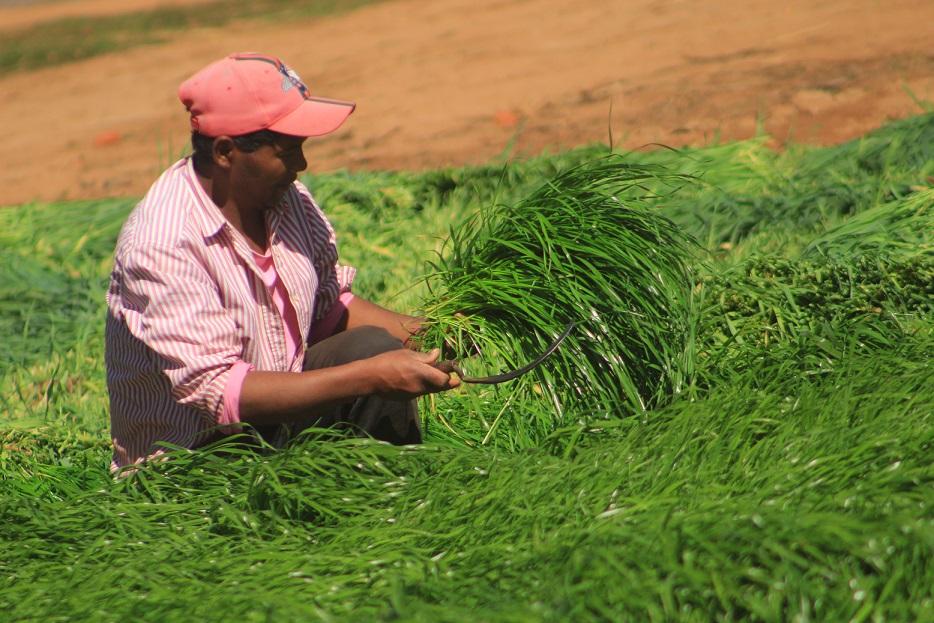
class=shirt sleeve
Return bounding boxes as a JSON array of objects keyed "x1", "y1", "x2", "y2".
[
  {"x1": 114, "y1": 242, "x2": 244, "y2": 423},
  {"x1": 307, "y1": 291, "x2": 355, "y2": 345},
  {"x1": 220, "y1": 360, "x2": 254, "y2": 433}
]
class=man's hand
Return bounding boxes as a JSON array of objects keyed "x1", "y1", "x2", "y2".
[{"x1": 367, "y1": 347, "x2": 461, "y2": 400}]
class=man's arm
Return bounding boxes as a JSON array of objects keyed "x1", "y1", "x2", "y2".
[
  {"x1": 238, "y1": 346, "x2": 457, "y2": 426},
  {"x1": 239, "y1": 297, "x2": 454, "y2": 427},
  {"x1": 343, "y1": 296, "x2": 424, "y2": 346}
]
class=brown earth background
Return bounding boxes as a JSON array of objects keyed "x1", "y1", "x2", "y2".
[{"x1": 1, "y1": 0, "x2": 933, "y2": 207}]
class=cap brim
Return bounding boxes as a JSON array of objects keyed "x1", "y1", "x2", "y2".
[{"x1": 268, "y1": 97, "x2": 355, "y2": 137}]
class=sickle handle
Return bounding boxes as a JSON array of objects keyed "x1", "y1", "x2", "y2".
[{"x1": 433, "y1": 360, "x2": 462, "y2": 376}]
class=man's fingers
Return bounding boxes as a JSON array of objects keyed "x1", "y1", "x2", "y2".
[
  {"x1": 419, "y1": 348, "x2": 462, "y2": 390},
  {"x1": 418, "y1": 347, "x2": 442, "y2": 363},
  {"x1": 371, "y1": 347, "x2": 460, "y2": 395}
]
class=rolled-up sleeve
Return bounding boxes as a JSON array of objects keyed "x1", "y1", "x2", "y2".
[{"x1": 115, "y1": 243, "x2": 242, "y2": 420}]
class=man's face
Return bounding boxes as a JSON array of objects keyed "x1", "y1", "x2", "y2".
[{"x1": 230, "y1": 135, "x2": 308, "y2": 210}]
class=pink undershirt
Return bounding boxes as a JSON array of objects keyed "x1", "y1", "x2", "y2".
[{"x1": 218, "y1": 250, "x2": 354, "y2": 432}]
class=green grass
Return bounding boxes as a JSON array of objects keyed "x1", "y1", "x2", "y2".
[
  {"x1": 0, "y1": 0, "x2": 383, "y2": 77},
  {"x1": 1, "y1": 114, "x2": 932, "y2": 621},
  {"x1": 415, "y1": 158, "x2": 699, "y2": 447}
]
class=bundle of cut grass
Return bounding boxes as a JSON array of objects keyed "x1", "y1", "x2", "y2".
[
  {"x1": 418, "y1": 156, "x2": 697, "y2": 433},
  {"x1": 804, "y1": 187, "x2": 934, "y2": 259}
]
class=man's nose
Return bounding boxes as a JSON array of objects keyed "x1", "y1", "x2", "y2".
[{"x1": 293, "y1": 151, "x2": 308, "y2": 173}]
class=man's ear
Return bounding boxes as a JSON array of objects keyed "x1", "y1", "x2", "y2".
[{"x1": 211, "y1": 136, "x2": 236, "y2": 169}]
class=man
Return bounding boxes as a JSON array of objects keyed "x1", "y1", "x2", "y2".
[{"x1": 105, "y1": 52, "x2": 457, "y2": 473}]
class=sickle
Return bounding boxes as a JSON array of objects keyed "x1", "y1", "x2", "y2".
[{"x1": 434, "y1": 322, "x2": 576, "y2": 384}]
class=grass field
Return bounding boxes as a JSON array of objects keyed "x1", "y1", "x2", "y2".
[{"x1": 1, "y1": 114, "x2": 933, "y2": 621}]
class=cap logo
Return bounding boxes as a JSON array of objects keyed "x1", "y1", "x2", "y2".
[
  {"x1": 231, "y1": 53, "x2": 311, "y2": 100},
  {"x1": 279, "y1": 64, "x2": 310, "y2": 98}
]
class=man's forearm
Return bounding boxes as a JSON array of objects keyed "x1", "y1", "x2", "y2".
[
  {"x1": 238, "y1": 360, "x2": 374, "y2": 426},
  {"x1": 237, "y1": 346, "x2": 456, "y2": 427},
  {"x1": 344, "y1": 296, "x2": 423, "y2": 344}
]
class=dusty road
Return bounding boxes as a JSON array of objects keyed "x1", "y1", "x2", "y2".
[{"x1": 1, "y1": 0, "x2": 932, "y2": 205}]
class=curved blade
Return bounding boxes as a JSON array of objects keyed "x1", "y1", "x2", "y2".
[{"x1": 436, "y1": 322, "x2": 576, "y2": 384}]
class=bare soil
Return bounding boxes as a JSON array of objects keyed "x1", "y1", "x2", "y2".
[
  {"x1": 1, "y1": 0, "x2": 933, "y2": 206},
  {"x1": 0, "y1": 0, "x2": 216, "y2": 32}
]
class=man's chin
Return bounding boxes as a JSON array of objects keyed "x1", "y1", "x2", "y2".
[{"x1": 263, "y1": 187, "x2": 290, "y2": 209}]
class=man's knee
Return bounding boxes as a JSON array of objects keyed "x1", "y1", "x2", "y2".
[
  {"x1": 304, "y1": 325, "x2": 404, "y2": 370},
  {"x1": 346, "y1": 325, "x2": 404, "y2": 357}
]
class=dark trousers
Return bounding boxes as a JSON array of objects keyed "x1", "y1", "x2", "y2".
[{"x1": 254, "y1": 326, "x2": 421, "y2": 447}]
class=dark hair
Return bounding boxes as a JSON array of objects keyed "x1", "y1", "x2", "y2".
[{"x1": 190, "y1": 129, "x2": 287, "y2": 170}]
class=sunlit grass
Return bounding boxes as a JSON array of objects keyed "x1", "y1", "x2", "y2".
[
  {"x1": 418, "y1": 157, "x2": 698, "y2": 443},
  {"x1": 1, "y1": 113, "x2": 932, "y2": 620}
]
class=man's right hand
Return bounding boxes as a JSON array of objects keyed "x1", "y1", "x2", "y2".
[{"x1": 366, "y1": 347, "x2": 461, "y2": 400}]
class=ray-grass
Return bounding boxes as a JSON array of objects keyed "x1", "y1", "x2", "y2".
[
  {"x1": 2, "y1": 114, "x2": 934, "y2": 620},
  {"x1": 417, "y1": 157, "x2": 698, "y2": 431},
  {"x1": 2, "y1": 330, "x2": 932, "y2": 621},
  {"x1": 804, "y1": 187, "x2": 934, "y2": 259}
]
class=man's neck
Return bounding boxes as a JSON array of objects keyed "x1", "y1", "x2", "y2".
[{"x1": 195, "y1": 164, "x2": 268, "y2": 253}]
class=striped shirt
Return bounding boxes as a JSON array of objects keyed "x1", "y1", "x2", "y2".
[{"x1": 105, "y1": 157, "x2": 354, "y2": 472}]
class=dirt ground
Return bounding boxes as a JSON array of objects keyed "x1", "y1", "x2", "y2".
[
  {"x1": 2, "y1": 0, "x2": 933, "y2": 206},
  {"x1": 0, "y1": 0, "x2": 216, "y2": 32}
]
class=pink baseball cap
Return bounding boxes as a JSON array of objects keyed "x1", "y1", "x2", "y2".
[{"x1": 178, "y1": 52, "x2": 355, "y2": 137}]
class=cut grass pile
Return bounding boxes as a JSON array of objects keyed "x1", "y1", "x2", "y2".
[
  {"x1": 418, "y1": 158, "x2": 697, "y2": 433},
  {"x1": 1, "y1": 113, "x2": 933, "y2": 621}
]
